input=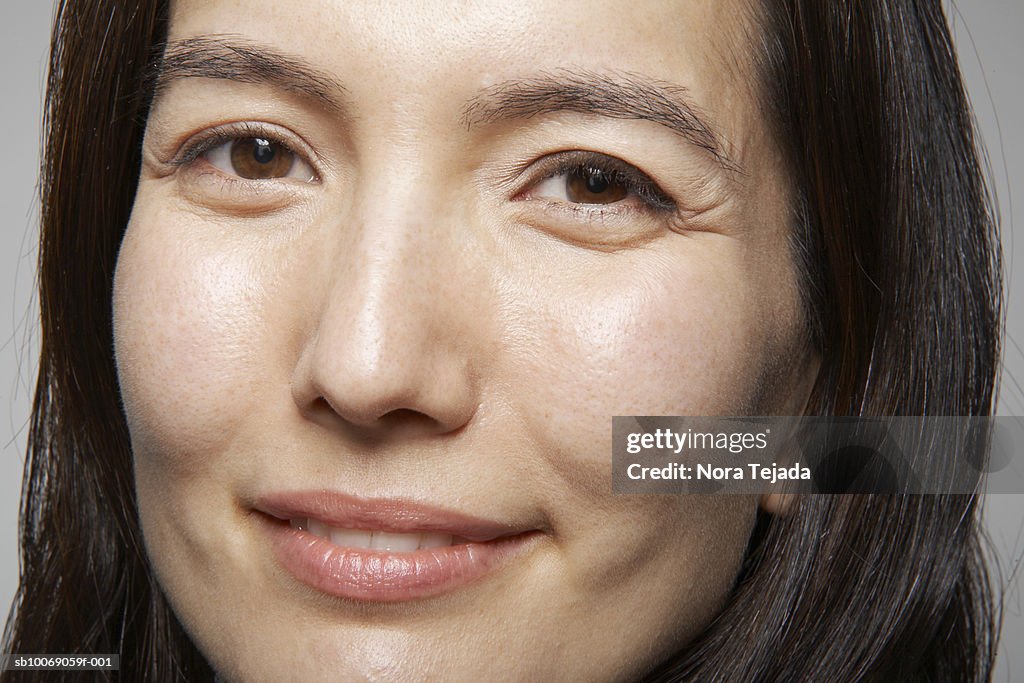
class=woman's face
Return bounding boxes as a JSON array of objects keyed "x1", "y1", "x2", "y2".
[{"x1": 114, "y1": 0, "x2": 815, "y2": 680}]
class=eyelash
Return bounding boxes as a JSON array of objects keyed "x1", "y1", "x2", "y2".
[
  {"x1": 522, "y1": 151, "x2": 677, "y2": 215},
  {"x1": 169, "y1": 125, "x2": 675, "y2": 224},
  {"x1": 171, "y1": 122, "x2": 318, "y2": 180}
]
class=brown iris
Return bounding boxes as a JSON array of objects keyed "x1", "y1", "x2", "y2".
[
  {"x1": 566, "y1": 168, "x2": 629, "y2": 204},
  {"x1": 229, "y1": 138, "x2": 295, "y2": 179}
]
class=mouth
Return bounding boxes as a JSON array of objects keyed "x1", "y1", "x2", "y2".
[
  {"x1": 288, "y1": 518, "x2": 470, "y2": 551},
  {"x1": 253, "y1": 490, "x2": 539, "y2": 602}
]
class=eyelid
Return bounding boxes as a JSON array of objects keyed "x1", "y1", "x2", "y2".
[
  {"x1": 170, "y1": 121, "x2": 323, "y2": 181},
  {"x1": 515, "y1": 150, "x2": 677, "y2": 213}
]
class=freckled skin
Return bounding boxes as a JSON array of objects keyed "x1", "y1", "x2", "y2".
[{"x1": 114, "y1": 0, "x2": 817, "y2": 681}]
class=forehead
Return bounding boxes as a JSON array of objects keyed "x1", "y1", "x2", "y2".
[
  {"x1": 167, "y1": 0, "x2": 765, "y2": 149},
  {"x1": 168, "y1": 0, "x2": 758, "y2": 64}
]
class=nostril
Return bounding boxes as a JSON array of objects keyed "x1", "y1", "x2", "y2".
[
  {"x1": 299, "y1": 395, "x2": 351, "y2": 430},
  {"x1": 308, "y1": 396, "x2": 335, "y2": 418},
  {"x1": 302, "y1": 396, "x2": 444, "y2": 436},
  {"x1": 376, "y1": 408, "x2": 442, "y2": 431}
]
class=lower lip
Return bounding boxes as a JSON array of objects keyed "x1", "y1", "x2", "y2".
[{"x1": 258, "y1": 514, "x2": 534, "y2": 602}]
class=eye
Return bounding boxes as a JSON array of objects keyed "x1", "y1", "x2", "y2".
[
  {"x1": 524, "y1": 152, "x2": 676, "y2": 214},
  {"x1": 203, "y1": 137, "x2": 315, "y2": 181},
  {"x1": 533, "y1": 167, "x2": 629, "y2": 205}
]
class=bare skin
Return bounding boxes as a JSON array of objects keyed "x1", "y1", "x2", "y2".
[{"x1": 114, "y1": 1, "x2": 816, "y2": 680}]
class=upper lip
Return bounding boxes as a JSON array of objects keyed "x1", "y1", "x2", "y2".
[{"x1": 253, "y1": 490, "x2": 528, "y2": 543}]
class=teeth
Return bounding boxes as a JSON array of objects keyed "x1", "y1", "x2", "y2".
[
  {"x1": 419, "y1": 532, "x2": 454, "y2": 549},
  {"x1": 329, "y1": 528, "x2": 373, "y2": 549},
  {"x1": 308, "y1": 518, "x2": 330, "y2": 539},
  {"x1": 296, "y1": 520, "x2": 458, "y2": 551},
  {"x1": 371, "y1": 531, "x2": 421, "y2": 552}
]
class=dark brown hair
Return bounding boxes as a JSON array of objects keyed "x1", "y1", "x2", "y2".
[{"x1": 3, "y1": 1, "x2": 1002, "y2": 681}]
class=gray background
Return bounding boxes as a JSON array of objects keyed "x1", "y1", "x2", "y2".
[{"x1": 1, "y1": 1, "x2": 1021, "y2": 677}]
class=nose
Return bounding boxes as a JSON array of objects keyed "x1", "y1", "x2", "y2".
[{"x1": 291, "y1": 203, "x2": 481, "y2": 438}]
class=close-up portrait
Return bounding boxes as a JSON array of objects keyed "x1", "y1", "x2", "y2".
[{"x1": 1, "y1": 1, "x2": 1022, "y2": 681}]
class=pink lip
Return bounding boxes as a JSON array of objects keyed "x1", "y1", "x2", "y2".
[{"x1": 253, "y1": 490, "x2": 538, "y2": 601}]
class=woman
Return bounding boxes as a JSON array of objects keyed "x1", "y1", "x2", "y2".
[{"x1": 2, "y1": 0, "x2": 1002, "y2": 681}]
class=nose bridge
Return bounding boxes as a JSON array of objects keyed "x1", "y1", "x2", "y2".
[
  {"x1": 346, "y1": 145, "x2": 467, "y2": 354},
  {"x1": 334, "y1": 206, "x2": 442, "y2": 371},
  {"x1": 293, "y1": 159, "x2": 480, "y2": 432}
]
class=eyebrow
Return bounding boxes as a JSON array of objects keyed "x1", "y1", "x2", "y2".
[
  {"x1": 461, "y1": 70, "x2": 739, "y2": 173},
  {"x1": 149, "y1": 39, "x2": 737, "y2": 173},
  {"x1": 150, "y1": 35, "x2": 346, "y2": 113}
]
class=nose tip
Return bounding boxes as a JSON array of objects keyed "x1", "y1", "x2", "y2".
[
  {"x1": 289, "y1": 266, "x2": 481, "y2": 438},
  {"x1": 292, "y1": 349, "x2": 477, "y2": 437}
]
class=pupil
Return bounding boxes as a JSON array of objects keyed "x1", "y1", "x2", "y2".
[
  {"x1": 585, "y1": 170, "x2": 609, "y2": 194},
  {"x1": 252, "y1": 139, "x2": 276, "y2": 165}
]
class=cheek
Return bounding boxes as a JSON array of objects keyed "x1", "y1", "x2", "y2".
[
  {"x1": 492, "y1": 237, "x2": 789, "y2": 638},
  {"x1": 507, "y1": 237, "x2": 792, "y2": 451},
  {"x1": 113, "y1": 207, "x2": 272, "y2": 474}
]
